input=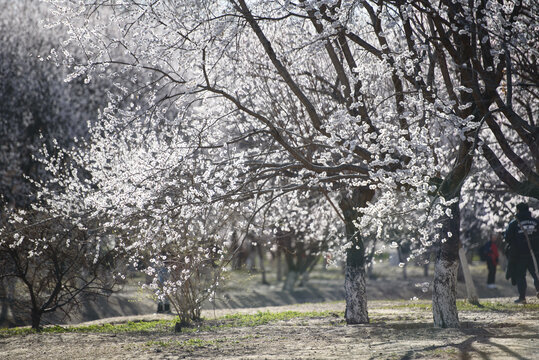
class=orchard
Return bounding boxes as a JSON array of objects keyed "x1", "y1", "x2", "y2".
[{"x1": 1, "y1": 2, "x2": 538, "y2": 355}]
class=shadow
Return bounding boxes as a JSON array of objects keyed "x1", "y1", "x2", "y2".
[
  {"x1": 396, "y1": 329, "x2": 534, "y2": 360},
  {"x1": 210, "y1": 280, "x2": 347, "y2": 310},
  {"x1": 37, "y1": 292, "x2": 156, "y2": 326},
  {"x1": 344, "y1": 318, "x2": 535, "y2": 360},
  {"x1": 0, "y1": 298, "x2": 12, "y2": 327}
]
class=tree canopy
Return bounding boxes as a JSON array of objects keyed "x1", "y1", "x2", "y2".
[{"x1": 1, "y1": 0, "x2": 535, "y2": 328}]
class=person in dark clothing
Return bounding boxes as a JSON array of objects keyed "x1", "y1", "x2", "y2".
[
  {"x1": 504, "y1": 203, "x2": 539, "y2": 304},
  {"x1": 482, "y1": 235, "x2": 499, "y2": 288}
]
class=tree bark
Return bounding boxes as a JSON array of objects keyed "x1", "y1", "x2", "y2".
[
  {"x1": 339, "y1": 188, "x2": 374, "y2": 324},
  {"x1": 398, "y1": 246, "x2": 407, "y2": 280},
  {"x1": 432, "y1": 199, "x2": 461, "y2": 328},
  {"x1": 282, "y1": 270, "x2": 298, "y2": 292},
  {"x1": 298, "y1": 257, "x2": 318, "y2": 287},
  {"x1": 31, "y1": 307, "x2": 42, "y2": 330},
  {"x1": 432, "y1": 132, "x2": 474, "y2": 328},
  {"x1": 458, "y1": 247, "x2": 479, "y2": 305},
  {"x1": 257, "y1": 242, "x2": 268, "y2": 285},
  {"x1": 276, "y1": 249, "x2": 283, "y2": 282},
  {"x1": 344, "y1": 246, "x2": 369, "y2": 324}
]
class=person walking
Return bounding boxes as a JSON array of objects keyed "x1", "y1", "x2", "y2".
[
  {"x1": 504, "y1": 203, "x2": 539, "y2": 304},
  {"x1": 481, "y1": 235, "x2": 499, "y2": 289}
]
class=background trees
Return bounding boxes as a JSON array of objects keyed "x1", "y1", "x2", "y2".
[
  {"x1": 0, "y1": 0, "x2": 109, "y2": 209},
  {"x1": 0, "y1": 210, "x2": 126, "y2": 329},
  {"x1": 396, "y1": 0, "x2": 539, "y2": 326},
  {"x1": 0, "y1": 0, "x2": 126, "y2": 329}
]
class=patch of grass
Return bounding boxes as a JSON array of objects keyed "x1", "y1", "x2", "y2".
[
  {"x1": 217, "y1": 310, "x2": 342, "y2": 328},
  {"x1": 0, "y1": 310, "x2": 344, "y2": 337},
  {"x1": 145, "y1": 335, "x2": 251, "y2": 349},
  {"x1": 0, "y1": 327, "x2": 34, "y2": 337},
  {"x1": 375, "y1": 299, "x2": 539, "y2": 312},
  {"x1": 0, "y1": 319, "x2": 177, "y2": 337},
  {"x1": 4, "y1": 300, "x2": 533, "y2": 338},
  {"x1": 456, "y1": 300, "x2": 539, "y2": 312}
]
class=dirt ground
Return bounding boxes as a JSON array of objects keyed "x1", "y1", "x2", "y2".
[
  {"x1": 1, "y1": 297, "x2": 538, "y2": 360},
  {"x1": 2, "y1": 263, "x2": 539, "y2": 359}
]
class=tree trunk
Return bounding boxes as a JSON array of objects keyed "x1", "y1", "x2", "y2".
[
  {"x1": 246, "y1": 244, "x2": 256, "y2": 271},
  {"x1": 299, "y1": 270, "x2": 309, "y2": 287},
  {"x1": 458, "y1": 247, "x2": 479, "y2": 305},
  {"x1": 398, "y1": 247, "x2": 407, "y2": 280},
  {"x1": 276, "y1": 249, "x2": 283, "y2": 282},
  {"x1": 257, "y1": 243, "x2": 268, "y2": 285},
  {"x1": 282, "y1": 270, "x2": 298, "y2": 292},
  {"x1": 31, "y1": 307, "x2": 42, "y2": 330},
  {"x1": 432, "y1": 200, "x2": 460, "y2": 328},
  {"x1": 339, "y1": 188, "x2": 374, "y2": 325},
  {"x1": 457, "y1": 257, "x2": 465, "y2": 282},
  {"x1": 344, "y1": 246, "x2": 369, "y2": 324},
  {"x1": 298, "y1": 255, "x2": 319, "y2": 287},
  {"x1": 366, "y1": 240, "x2": 377, "y2": 279},
  {"x1": 402, "y1": 264, "x2": 407, "y2": 280},
  {"x1": 432, "y1": 258, "x2": 459, "y2": 327},
  {"x1": 367, "y1": 261, "x2": 374, "y2": 279}
]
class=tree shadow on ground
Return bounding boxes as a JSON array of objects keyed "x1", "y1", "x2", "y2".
[
  {"x1": 396, "y1": 324, "x2": 535, "y2": 360},
  {"x1": 212, "y1": 283, "x2": 346, "y2": 309}
]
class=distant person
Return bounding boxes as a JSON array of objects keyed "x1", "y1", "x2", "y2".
[
  {"x1": 481, "y1": 235, "x2": 499, "y2": 289},
  {"x1": 504, "y1": 203, "x2": 539, "y2": 304}
]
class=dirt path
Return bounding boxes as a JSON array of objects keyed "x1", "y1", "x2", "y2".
[{"x1": 2, "y1": 297, "x2": 538, "y2": 360}]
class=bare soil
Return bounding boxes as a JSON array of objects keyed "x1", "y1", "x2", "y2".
[
  {"x1": 1, "y1": 298, "x2": 538, "y2": 360},
  {"x1": 2, "y1": 264, "x2": 539, "y2": 359}
]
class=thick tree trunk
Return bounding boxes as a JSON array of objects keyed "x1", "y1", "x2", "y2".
[
  {"x1": 1, "y1": 278, "x2": 16, "y2": 327},
  {"x1": 246, "y1": 245, "x2": 256, "y2": 271},
  {"x1": 339, "y1": 188, "x2": 374, "y2": 324},
  {"x1": 432, "y1": 258, "x2": 459, "y2": 327},
  {"x1": 344, "y1": 247, "x2": 369, "y2": 324},
  {"x1": 432, "y1": 200, "x2": 461, "y2": 328},
  {"x1": 432, "y1": 132, "x2": 474, "y2": 327}
]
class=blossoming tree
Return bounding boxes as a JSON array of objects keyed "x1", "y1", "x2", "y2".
[
  {"x1": 42, "y1": 0, "x2": 537, "y2": 328},
  {"x1": 399, "y1": 0, "x2": 538, "y2": 326},
  {"x1": 0, "y1": 0, "x2": 130, "y2": 329},
  {"x1": 43, "y1": 0, "x2": 446, "y2": 326}
]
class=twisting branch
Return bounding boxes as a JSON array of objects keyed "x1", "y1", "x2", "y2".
[{"x1": 233, "y1": 0, "x2": 328, "y2": 136}]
